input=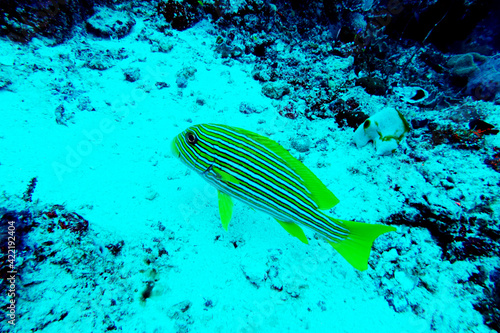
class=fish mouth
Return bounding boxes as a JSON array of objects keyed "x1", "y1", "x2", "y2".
[{"x1": 170, "y1": 137, "x2": 180, "y2": 157}]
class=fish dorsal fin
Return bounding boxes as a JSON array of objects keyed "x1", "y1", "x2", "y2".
[
  {"x1": 275, "y1": 219, "x2": 309, "y2": 244},
  {"x1": 217, "y1": 125, "x2": 339, "y2": 210},
  {"x1": 218, "y1": 190, "x2": 233, "y2": 231}
]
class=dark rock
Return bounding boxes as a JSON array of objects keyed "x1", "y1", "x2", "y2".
[
  {"x1": 355, "y1": 76, "x2": 387, "y2": 96},
  {"x1": 158, "y1": 247, "x2": 168, "y2": 256},
  {"x1": 253, "y1": 43, "x2": 267, "y2": 57},
  {"x1": 176, "y1": 76, "x2": 188, "y2": 88},
  {"x1": 418, "y1": 49, "x2": 448, "y2": 74},
  {"x1": 331, "y1": 99, "x2": 368, "y2": 129},
  {"x1": 411, "y1": 119, "x2": 429, "y2": 129},
  {"x1": 103, "y1": 314, "x2": 117, "y2": 331},
  {"x1": 469, "y1": 119, "x2": 499, "y2": 135},
  {"x1": 387, "y1": 208, "x2": 455, "y2": 259},
  {"x1": 204, "y1": 299, "x2": 214, "y2": 308},
  {"x1": 105, "y1": 240, "x2": 124, "y2": 256},
  {"x1": 155, "y1": 82, "x2": 170, "y2": 89},
  {"x1": 156, "y1": 0, "x2": 196, "y2": 31}
]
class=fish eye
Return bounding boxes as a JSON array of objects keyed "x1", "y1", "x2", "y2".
[{"x1": 185, "y1": 131, "x2": 198, "y2": 145}]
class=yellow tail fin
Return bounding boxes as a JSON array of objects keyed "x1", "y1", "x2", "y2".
[{"x1": 327, "y1": 219, "x2": 396, "y2": 271}]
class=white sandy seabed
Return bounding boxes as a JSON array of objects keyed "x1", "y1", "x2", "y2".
[{"x1": 0, "y1": 19, "x2": 499, "y2": 333}]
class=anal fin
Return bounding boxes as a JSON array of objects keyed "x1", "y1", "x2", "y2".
[{"x1": 276, "y1": 219, "x2": 309, "y2": 244}]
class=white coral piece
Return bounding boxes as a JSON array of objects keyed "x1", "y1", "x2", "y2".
[{"x1": 353, "y1": 107, "x2": 410, "y2": 155}]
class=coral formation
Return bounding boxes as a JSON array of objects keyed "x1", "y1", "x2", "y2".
[
  {"x1": 467, "y1": 55, "x2": 500, "y2": 102},
  {"x1": 447, "y1": 53, "x2": 488, "y2": 79}
]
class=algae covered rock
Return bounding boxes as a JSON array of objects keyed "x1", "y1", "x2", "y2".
[
  {"x1": 262, "y1": 82, "x2": 290, "y2": 99},
  {"x1": 353, "y1": 108, "x2": 410, "y2": 155},
  {"x1": 466, "y1": 54, "x2": 500, "y2": 102},
  {"x1": 86, "y1": 7, "x2": 136, "y2": 39}
]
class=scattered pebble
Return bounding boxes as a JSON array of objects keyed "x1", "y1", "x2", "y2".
[
  {"x1": 55, "y1": 104, "x2": 74, "y2": 126},
  {"x1": 291, "y1": 137, "x2": 311, "y2": 153},
  {"x1": 123, "y1": 67, "x2": 141, "y2": 82}
]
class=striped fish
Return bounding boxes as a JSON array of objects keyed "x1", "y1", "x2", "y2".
[{"x1": 171, "y1": 124, "x2": 396, "y2": 270}]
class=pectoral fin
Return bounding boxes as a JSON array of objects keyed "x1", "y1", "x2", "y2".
[
  {"x1": 213, "y1": 167, "x2": 241, "y2": 185},
  {"x1": 218, "y1": 190, "x2": 233, "y2": 231},
  {"x1": 276, "y1": 219, "x2": 309, "y2": 244}
]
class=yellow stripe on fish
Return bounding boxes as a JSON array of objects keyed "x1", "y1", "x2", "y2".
[{"x1": 171, "y1": 124, "x2": 396, "y2": 271}]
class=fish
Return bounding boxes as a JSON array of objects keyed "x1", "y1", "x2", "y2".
[{"x1": 171, "y1": 124, "x2": 396, "y2": 270}]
